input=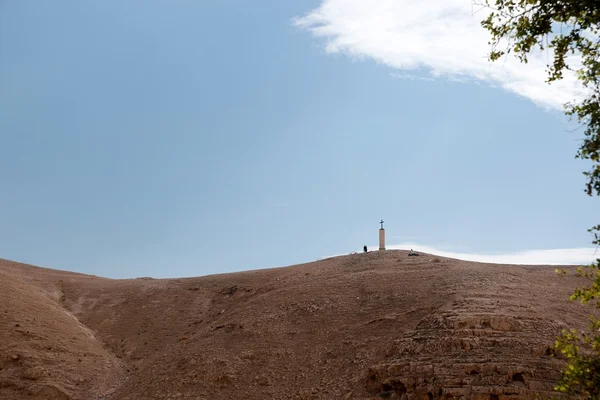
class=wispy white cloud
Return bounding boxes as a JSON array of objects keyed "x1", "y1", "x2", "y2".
[
  {"x1": 294, "y1": 0, "x2": 590, "y2": 110},
  {"x1": 348, "y1": 243, "x2": 598, "y2": 265}
]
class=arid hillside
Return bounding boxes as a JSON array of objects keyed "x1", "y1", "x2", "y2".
[{"x1": 0, "y1": 251, "x2": 592, "y2": 400}]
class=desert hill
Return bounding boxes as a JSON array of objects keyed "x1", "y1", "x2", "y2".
[{"x1": 0, "y1": 251, "x2": 592, "y2": 400}]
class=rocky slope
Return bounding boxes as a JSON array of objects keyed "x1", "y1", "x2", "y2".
[{"x1": 0, "y1": 251, "x2": 591, "y2": 399}]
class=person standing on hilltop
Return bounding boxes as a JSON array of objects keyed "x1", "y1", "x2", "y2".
[{"x1": 363, "y1": 245, "x2": 368, "y2": 253}]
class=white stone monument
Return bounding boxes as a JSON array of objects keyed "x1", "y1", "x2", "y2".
[{"x1": 379, "y1": 219, "x2": 386, "y2": 251}]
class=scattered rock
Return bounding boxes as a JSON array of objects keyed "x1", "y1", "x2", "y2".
[
  {"x1": 255, "y1": 375, "x2": 270, "y2": 386},
  {"x1": 221, "y1": 285, "x2": 238, "y2": 295}
]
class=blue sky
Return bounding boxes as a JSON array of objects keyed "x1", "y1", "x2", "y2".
[{"x1": 0, "y1": 0, "x2": 597, "y2": 278}]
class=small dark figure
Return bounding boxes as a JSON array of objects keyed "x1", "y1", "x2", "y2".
[
  {"x1": 408, "y1": 248, "x2": 420, "y2": 256},
  {"x1": 363, "y1": 245, "x2": 368, "y2": 253}
]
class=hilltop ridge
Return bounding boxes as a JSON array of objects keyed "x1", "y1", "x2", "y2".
[{"x1": 0, "y1": 251, "x2": 591, "y2": 399}]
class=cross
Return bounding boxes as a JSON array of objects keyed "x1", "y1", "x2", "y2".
[{"x1": 380, "y1": 219, "x2": 384, "y2": 229}]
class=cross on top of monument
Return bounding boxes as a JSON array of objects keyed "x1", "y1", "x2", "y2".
[{"x1": 380, "y1": 219, "x2": 384, "y2": 229}]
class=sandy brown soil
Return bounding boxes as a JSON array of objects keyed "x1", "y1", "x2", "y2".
[{"x1": 0, "y1": 250, "x2": 593, "y2": 399}]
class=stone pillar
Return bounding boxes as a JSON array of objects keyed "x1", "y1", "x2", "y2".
[{"x1": 379, "y1": 228, "x2": 385, "y2": 251}]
